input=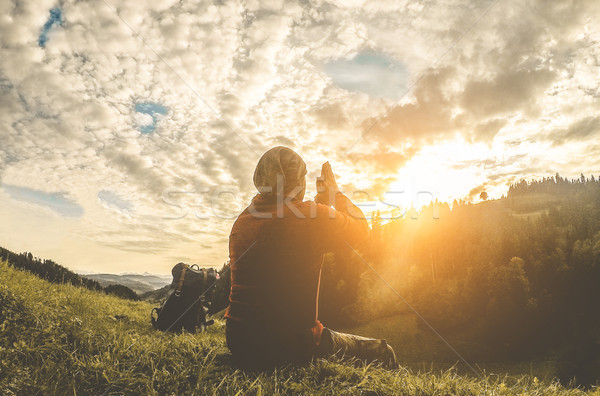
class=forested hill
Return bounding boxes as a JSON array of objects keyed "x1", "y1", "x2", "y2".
[
  {"x1": 0, "y1": 246, "x2": 139, "y2": 301},
  {"x1": 315, "y1": 174, "x2": 600, "y2": 386},
  {"x1": 507, "y1": 172, "x2": 599, "y2": 197}
]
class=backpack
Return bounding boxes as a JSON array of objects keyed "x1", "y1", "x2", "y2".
[{"x1": 151, "y1": 263, "x2": 219, "y2": 332}]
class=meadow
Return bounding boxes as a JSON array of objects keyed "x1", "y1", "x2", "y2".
[{"x1": 1, "y1": 260, "x2": 596, "y2": 395}]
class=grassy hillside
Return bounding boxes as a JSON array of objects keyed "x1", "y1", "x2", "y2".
[
  {"x1": 342, "y1": 313, "x2": 562, "y2": 381},
  {"x1": 1, "y1": 261, "x2": 596, "y2": 395},
  {"x1": 0, "y1": 246, "x2": 140, "y2": 301}
]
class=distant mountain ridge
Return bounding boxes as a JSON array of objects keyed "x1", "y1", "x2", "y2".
[
  {"x1": 0, "y1": 246, "x2": 140, "y2": 301},
  {"x1": 82, "y1": 273, "x2": 172, "y2": 294}
]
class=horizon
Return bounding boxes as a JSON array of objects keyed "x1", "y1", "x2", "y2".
[
  {"x1": 1, "y1": 0, "x2": 599, "y2": 274},
  {"x1": 2, "y1": 173, "x2": 595, "y2": 277}
]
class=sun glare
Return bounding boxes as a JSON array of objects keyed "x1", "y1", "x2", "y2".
[{"x1": 357, "y1": 140, "x2": 502, "y2": 219}]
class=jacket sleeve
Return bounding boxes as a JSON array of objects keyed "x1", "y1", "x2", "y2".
[{"x1": 312, "y1": 192, "x2": 370, "y2": 250}]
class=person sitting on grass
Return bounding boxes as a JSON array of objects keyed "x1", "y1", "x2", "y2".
[{"x1": 225, "y1": 146, "x2": 398, "y2": 369}]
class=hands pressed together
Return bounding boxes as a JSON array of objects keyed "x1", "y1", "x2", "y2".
[{"x1": 314, "y1": 161, "x2": 339, "y2": 206}]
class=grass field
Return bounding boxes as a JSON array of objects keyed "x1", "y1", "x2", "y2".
[
  {"x1": 342, "y1": 313, "x2": 560, "y2": 382},
  {"x1": 1, "y1": 260, "x2": 597, "y2": 395}
]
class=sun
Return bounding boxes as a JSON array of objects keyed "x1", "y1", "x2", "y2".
[{"x1": 355, "y1": 139, "x2": 506, "y2": 220}]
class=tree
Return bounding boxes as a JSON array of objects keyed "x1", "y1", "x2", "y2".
[
  {"x1": 480, "y1": 191, "x2": 488, "y2": 201},
  {"x1": 104, "y1": 284, "x2": 140, "y2": 301}
]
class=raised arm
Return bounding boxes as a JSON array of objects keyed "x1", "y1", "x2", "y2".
[{"x1": 314, "y1": 162, "x2": 370, "y2": 247}]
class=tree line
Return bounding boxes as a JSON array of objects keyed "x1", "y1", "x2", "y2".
[
  {"x1": 0, "y1": 247, "x2": 140, "y2": 301},
  {"x1": 316, "y1": 174, "x2": 600, "y2": 385}
]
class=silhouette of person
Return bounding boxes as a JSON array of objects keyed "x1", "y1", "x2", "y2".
[{"x1": 225, "y1": 146, "x2": 398, "y2": 369}]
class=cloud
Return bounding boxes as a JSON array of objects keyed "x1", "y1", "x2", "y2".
[
  {"x1": 98, "y1": 190, "x2": 133, "y2": 213},
  {"x1": 470, "y1": 119, "x2": 508, "y2": 143},
  {"x1": 310, "y1": 102, "x2": 350, "y2": 131},
  {"x1": 338, "y1": 0, "x2": 600, "y2": 194},
  {"x1": 358, "y1": 66, "x2": 456, "y2": 145},
  {"x1": 133, "y1": 102, "x2": 168, "y2": 133},
  {"x1": 324, "y1": 50, "x2": 409, "y2": 99},
  {"x1": 460, "y1": 69, "x2": 555, "y2": 118},
  {"x1": 2, "y1": 184, "x2": 83, "y2": 217},
  {"x1": 547, "y1": 116, "x2": 600, "y2": 146},
  {"x1": 347, "y1": 146, "x2": 418, "y2": 174},
  {"x1": 0, "y1": 0, "x2": 599, "y2": 273},
  {"x1": 451, "y1": 154, "x2": 528, "y2": 171},
  {"x1": 341, "y1": 175, "x2": 396, "y2": 202}
]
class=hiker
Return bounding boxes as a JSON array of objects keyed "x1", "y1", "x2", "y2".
[{"x1": 225, "y1": 146, "x2": 398, "y2": 369}]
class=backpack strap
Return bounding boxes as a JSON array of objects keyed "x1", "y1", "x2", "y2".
[
  {"x1": 315, "y1": 255, "x2": 324, "y2": 320},
  {"x1": 174, "y1": 265, "x2": 187, "y2": 297}
]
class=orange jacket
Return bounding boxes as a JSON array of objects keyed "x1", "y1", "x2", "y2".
[{"x1": 225, "y1": 192, "x2": 369, "y2": 346}]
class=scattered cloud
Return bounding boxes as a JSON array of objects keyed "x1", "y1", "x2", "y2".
[
  {"x1": 0, "y1": 0, "x2": 599, "y2": 273},
  {"x1": 98, "y1": 190, "x2": 133, "y2": 213},
  {"x1": 547, "y1": 116, "x2": 600, "y2": 146},
  {"x1": 2, "y1": 184, "x2": 83, "y2": 217},
  {"x1": 324, "y1": 50, "x2": 409, "y2": 99}
]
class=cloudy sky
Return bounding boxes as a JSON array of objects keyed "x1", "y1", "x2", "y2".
[{"x1": 1, "y1": 0, "x2": 599, "y2": 274}]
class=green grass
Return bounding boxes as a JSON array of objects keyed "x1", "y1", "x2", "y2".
[
  {"x1": 342, "y1": 313, "x2": 561, "y2": 381},
  {"x1": 0, "y1": 260, "x2": 597, "y2": 395}
]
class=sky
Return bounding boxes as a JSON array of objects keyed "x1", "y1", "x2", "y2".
[{"x1": 1, "y1": 0, "x2": 599, "y2": 274}]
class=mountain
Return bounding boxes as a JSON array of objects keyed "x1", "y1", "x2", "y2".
[
  {"x1": 82, "y1": 272, "x2": 172, "y2": 294},
  {"x1": 140, "y1": 284, "x2": 171, "y2": 303},
  {"x1": 0, "y1": 246, "x2": 139, "y2": 301}
]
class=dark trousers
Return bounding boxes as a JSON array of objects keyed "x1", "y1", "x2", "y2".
[
  {"x1": 226, "y1": 319, "x2": 398, "y2": 369},
  {"x1": 317, "y1": 328, "x2": 398, "y2": 369}
]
